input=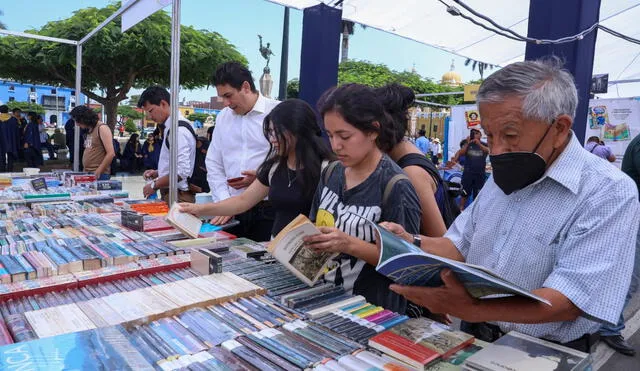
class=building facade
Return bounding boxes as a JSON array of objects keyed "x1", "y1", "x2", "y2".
[{"x1": 0, "y1": 80, "x2": 87, "y2": 126}]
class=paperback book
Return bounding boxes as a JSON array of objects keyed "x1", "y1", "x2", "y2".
[{"x1": 268, "y1": 214, "x2": 336, "y2": 286}]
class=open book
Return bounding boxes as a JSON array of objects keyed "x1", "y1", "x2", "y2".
[
  {"x1": 165, "y1": 203, "x2": 202, "y2": 239},
  {"x1": 268, "y1": 214, "x2": 337, "y2": 286},
  {"x1": 372, "y1": 223, "x2": 551, "y2": 306}
]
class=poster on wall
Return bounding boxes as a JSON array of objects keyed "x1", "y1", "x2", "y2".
[
  {"x1": 449, "y1": 104, "x2": 481, "y2": 160},
  {"x1": 465, "y1": 110, "x2": 481, "y2": 128},
  {"x1": 585, "y1": 98, "x2": 640, "y2": 168}
]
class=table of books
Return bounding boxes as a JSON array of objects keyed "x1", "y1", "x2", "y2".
[{"x1": 0, "y1": 171, "x2": 591, "y2": 371}]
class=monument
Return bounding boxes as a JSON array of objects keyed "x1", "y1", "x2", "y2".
[{"x1": 258, "y1": 35, "x2": 275, "y2": 98}]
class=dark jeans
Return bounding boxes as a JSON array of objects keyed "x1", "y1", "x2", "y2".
[
  {"x1": 41, "y1": 142, "x2": 55, "y2": 160},
  {"x1": 461, "y1": 172, "x2": 486, "y2": 200},
  {"x1": 226, "y1": 201, "x2": 275, "y2": 242},
  {"x1": 24, "y1": 147, "x2": 40, "y2": 167},
  {"x1": 0, "y1": 153, "x2": 15, "y2": 172}
]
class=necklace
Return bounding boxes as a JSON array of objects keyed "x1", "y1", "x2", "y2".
[{"x1": 287, "y1": 168, "x2": 297, "y2": 188}]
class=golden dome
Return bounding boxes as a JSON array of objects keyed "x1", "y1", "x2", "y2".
[{"x1": 441, "y1": 59, "x2": 462, "y2": 86}]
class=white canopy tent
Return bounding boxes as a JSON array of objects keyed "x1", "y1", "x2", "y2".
[{"x1": 268, "y1": 0, "x2": 640, "y2": 85}]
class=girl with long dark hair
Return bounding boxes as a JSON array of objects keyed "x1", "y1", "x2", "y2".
[
  {"x1": 179, "y1": 99, "x2": 334, "y2": 237},
  {"x1": 375, "y1": 83, "x2": 456, "y2": 232},
  {"x1": 122, "y1": 133, "x2": 143, "y2": 173},
  {"x1": 302, "y1": 83, "x2": 421, "y2": 314}
]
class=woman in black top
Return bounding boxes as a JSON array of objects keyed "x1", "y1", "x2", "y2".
[
  {"x1": 179, "y1": 99, "x2": 334, "y2": 237},
  {"x1": 375, "y1": 83, "x2": 453, "y2": 233}
]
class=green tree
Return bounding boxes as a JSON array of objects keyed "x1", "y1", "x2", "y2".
[
  {"x1": 0, "y1": 3, "x2": 246, "y2": 131},
  {"x1": 6, "y1": 101, "x2": 45, "y2": 114},
  {"x1": 0, "y1": 10, "x2": 6, "y2": 30},
  {"x1": 117, "y1": 105, "x2": 144, "y2": 120},
  {"x1": 124, "y1": 118, "x2": 137, "y2": 134},
  {"x1": 187, "y1": 112, "x2": 211, "y2": 123},
  {"x1": 286, "y1": 78, "x2": 299, "y2": 99},
  {"x1": 286, "y1": 61, "x2": 465, "y2": 106},
  {"x1": 128, "y1": 94, "x2": 141, "y2": 106}
]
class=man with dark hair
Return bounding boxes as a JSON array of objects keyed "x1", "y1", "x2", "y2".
[
  {"x1": 415, "y1": 129, "x2": 430, "y2": 155},
  {"x1": 137, "y1": 86, "x2": 196, "y2": 203},
  {"x1": 584, "y1": 135, "x2": 615, "y2": 163},
  {"x1": 459, "y1": 128, "x2": 489, "y2": 210},
  {"x1": 0, "y1": 105, "x2": 19, "y2": 172},
  {"x1": 205, "y1": 61, "x2": 279, "y2": 241},
  {"x1": 12, "y1": 108, "x2": 26, "y2": 162}
]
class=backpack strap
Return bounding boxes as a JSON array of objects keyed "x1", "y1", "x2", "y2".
[
  {"x1": 323, "y1": 160, "x2": 339, "y2": 184},
  {"x1": 166, "y1": 120, "x2": 196, "y2": 149},
  {"x1": 382, "y1": 174, "x2": 410, "y2": 207}
]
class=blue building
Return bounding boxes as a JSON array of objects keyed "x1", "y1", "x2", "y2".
[{"x1": 0, "y1": 80, "x2": 87, "y2": 126}]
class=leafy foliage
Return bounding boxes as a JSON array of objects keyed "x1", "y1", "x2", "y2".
[
  {"x1": 124, "y1": 118, "x2": 137, "y2": 133},
  {"x1": 6, "y1": 101, "x2": 45, "y2": 114},
  {"x1": 0, "y1": 3, "x2": 246, "y2": 129},
  {"x1": 286, "y1": 60, "x2": 465, "y2": 106},
  {"x1": 286, "y1": 78, "x2": 299, "y2": 99},
  {"x1": 187, "y1": 112, "x2": 212, "y2": 123},
  {"x1": 117, "y1": 105, "x2": 144, "y2": 120}
]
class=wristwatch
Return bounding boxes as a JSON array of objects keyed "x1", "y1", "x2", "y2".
[
  {"x1": 150, "y1": 180, "x2": 156, "y2": 191},
  {"x1": 412, "y1": 234, "x2": 422, "y2": 248}
]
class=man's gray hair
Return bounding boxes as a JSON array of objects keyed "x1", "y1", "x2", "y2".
[{"x1": 477, "y1": 58, "x2": 578, "y2": 123}]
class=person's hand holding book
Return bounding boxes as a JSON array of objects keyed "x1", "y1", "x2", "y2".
[
  {"x1": 303, "y1": 227, "x2": 354, "y2": 254},
  {"x1": 177, "y1": 203, "x2": 204, "y2": 217}
]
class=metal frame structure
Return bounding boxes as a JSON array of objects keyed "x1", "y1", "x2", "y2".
[{"x1": 0, "y1": 0, "x2": 182, "y2": 205}]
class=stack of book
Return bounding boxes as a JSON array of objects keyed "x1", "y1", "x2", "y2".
[{"x1": 368, "y1": 317, "x2": 477, "y2": 370}]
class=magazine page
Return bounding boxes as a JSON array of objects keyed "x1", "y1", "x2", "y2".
[
  {"x1": 269, "y1": 222, "x2": 337, "y2": 286},
  {"x1": 371, "y1": 223, "x2": 551, "y2": 306}
]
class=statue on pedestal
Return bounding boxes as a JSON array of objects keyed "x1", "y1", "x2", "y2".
[
  {"x1": 258, "y1": 35, "x2": 275, "y2": 98},
  {"x1": 258, "y1": 35, "x2": 275, "y2": 72}
]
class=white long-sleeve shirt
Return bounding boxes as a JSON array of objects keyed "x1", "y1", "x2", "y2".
[
  {"x1": 206, "y1": 94, "x2": 279, "y2": 202},
  {"x1": 157, "y1": 115, "x2": 196, "y2": 191}
]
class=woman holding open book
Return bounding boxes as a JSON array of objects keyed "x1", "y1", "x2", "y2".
[
  {"x1": 178, "y1": 99, "x2": 334, "y2": 238},
  {"x1": 303, "y1": 84, "x2": 421, "y2": 315}
]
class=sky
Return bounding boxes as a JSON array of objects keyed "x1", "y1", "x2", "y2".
[{"x1": 0, "y1": 0, "x2": 477, "y2": 103}]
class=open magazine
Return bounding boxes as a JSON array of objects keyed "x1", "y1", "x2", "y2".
[
  {"x1": 372, "y1": 223, "x2": 551, "y2": 306},
  {"x1": 268, "y1": 214, "x2": 337, "y2": 286}
]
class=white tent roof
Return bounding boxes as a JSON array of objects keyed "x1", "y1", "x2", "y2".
[{"x1": 267, "y1": 0, "x2": 640, "y2": 82}]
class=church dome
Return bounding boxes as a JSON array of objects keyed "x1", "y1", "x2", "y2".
[{"x1": 441, "y1": 60, "x2": 463, "y2": 86}]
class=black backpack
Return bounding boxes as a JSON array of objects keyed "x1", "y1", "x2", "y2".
[
  {"x1": 166, "y1": 121, "x2": 210, "y2": 193},
  {"x1": 395, "y1": 154, "x2": 461, "y2": 228}
]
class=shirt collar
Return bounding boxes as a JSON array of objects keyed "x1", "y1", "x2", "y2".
[
  {"x1": 543, "y1": 131, "x2": 583, "y2": 195},
  {"x1": 248, "y1": 94, "x2": 267, "y2": 115}
]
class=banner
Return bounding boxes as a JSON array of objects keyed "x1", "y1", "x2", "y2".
[{"x1": 584, "y1": 97, "x2": 640, "y2": 168}]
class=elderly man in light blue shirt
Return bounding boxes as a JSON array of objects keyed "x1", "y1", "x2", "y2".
[{"x1": 383, "y1": 59, "x2": 639, "y2": 353}]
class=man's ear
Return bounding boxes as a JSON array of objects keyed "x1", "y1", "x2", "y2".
[
  {"x1": 553, "y1": 114, "x2": 573, "y2": 148},
  {"x1": 241, "y1": 81, "x2": 251, "y2": 93}
]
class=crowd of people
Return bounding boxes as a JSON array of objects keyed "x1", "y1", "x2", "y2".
[{"x1": 7, "y1": 58, "x2": 639, "y2": 357}]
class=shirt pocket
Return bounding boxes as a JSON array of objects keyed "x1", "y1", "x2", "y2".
[{"x1": 512, "y1": 220, "x2": 559, "y2": 278}]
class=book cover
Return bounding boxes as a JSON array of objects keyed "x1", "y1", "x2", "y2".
[
  {"x1": 0, "y1": 326, "x2": 154, "y2": 370},
  {"x1": 372, "y1": 223, "x2": 551, "y2": 305},
  {"x1": 165, "y1": 203, "x2": 202, "y2": 239},
  {"x1": 385, "y1": 318, "x2": 475, "y2": 358},
  {"x1": 464, "y1": 331, "x2": 590, "y2": 371},
  {"x1": 268, "y1": 214, "x2": 337, "y2": 286}
]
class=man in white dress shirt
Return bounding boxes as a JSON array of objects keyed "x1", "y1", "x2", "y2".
[
  {"x1": 206, "y1": 62, "x2": 279, "y2": 241},
  {"x1": 138, "y1": 86, "x2": 196, "y2": 203}
]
